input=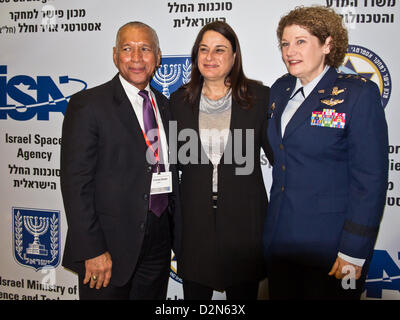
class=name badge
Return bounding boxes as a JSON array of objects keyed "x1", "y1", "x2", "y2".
[{"x1": 150, "y1": 171, "x2": 173, "y2": 195}]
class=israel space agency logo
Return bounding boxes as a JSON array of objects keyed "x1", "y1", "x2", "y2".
[
  {"x1": 13, "y1": 207, "x2": 60, "y2": 271},
  {"x1": 364, "y1": 250, "x2": 400, "y2": 299},
  {"x1": 338, "y1": 45, "x2": 392, "y2": 108},
  {"x1": 0, "y1": 65, "x2": 87, "y2": 121},
  {"x1": 151, "y1": 55, "x2": 191, "y2": 98}
]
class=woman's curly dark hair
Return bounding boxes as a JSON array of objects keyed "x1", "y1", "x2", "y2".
[{"x1": 277, "y1": 6, "x2": 348, "y2": 68}]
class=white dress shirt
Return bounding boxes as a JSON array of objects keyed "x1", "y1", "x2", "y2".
[
  {"x1": 119, "y1": 74, "x2": 169, "y2": 171},
  {"x1": 281, "y1": 65, "x2": 330, "y2": 136},
  {"x1": 280, "y1": 66, "x2": 365, "y2": 267}
]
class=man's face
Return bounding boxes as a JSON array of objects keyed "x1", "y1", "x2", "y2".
[{"x1": 113, "y1": 26, "x2": 160, "y2": 90}]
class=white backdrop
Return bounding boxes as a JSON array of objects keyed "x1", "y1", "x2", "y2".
[{"x1": 0, "y1": 0, "x2": 399, "y2": 300}]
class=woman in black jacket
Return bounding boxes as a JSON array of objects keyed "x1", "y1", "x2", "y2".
[{"x1": 170, "y1": 21, "x2": 273, "y2": 300}]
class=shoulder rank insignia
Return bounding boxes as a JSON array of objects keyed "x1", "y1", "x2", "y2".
[
  {"x1": 320, "y1": 98, "x2": 344, "y2": 107},
  {"x1": 331, "y1": 87, "x2": 345, "y2": 96}
]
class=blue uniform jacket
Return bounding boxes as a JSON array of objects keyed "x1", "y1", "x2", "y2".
[{"x1": 263, "y1": 67, "x2": 388, "y2": 268}]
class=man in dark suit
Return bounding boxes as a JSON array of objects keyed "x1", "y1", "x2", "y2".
[{"x1": 60, "y1": 21, "x2": 180, "y2": 300}]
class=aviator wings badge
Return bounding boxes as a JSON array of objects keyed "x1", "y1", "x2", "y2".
[{"x1": 320, "y1": 98, "x2": 344, "y2": 107}]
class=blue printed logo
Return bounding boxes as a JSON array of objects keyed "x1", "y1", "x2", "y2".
[
  {"x1": 339, "y1": 45, "x2": 392, "y2": 108},
  {"x1": 151, "y1": 55, "x2": 191, "y2": 98},
  {"x1": 364, "y1": 250, "x2": 400, "y2": 299},
  {"x1": 13, "y1": 207, "x2": 60, "y2": 271},
  {"x1": 0, "y1": 65, "x2": 87, "y2": 121},
  {"x1": 170, "y1": 253, "x2": 182, "y2": 284}
]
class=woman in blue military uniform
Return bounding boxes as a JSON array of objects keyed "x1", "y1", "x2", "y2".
[{"x1": 263, "y1": 6, "x2": 388, "y2": 299}]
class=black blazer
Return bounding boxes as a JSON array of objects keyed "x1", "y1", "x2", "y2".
[
  {"x1": 60, "y1": 74, "x2": 181, "y2": 286},
  {"x1": 169, "y1": 81, "x2": 273, "y2": 290}
]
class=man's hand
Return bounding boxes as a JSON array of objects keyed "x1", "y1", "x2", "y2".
[
  {"x1": 84, "y1": 252, "x2": 112, "y2": 289},
  {"x1": 328, "y1": 256, "x2": 362, "y2": 280}
]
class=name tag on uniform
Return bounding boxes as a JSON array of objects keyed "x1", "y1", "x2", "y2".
[
  {"x1": 150, "y1": 171, "x2": 173, "y2": 195},
  {"x1": 311, "y1": 109, "x2": 346, "y2": 129}
]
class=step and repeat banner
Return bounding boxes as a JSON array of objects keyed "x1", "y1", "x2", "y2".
[{"x1": 0, "y1": 0, "x2": 399, "y2": 300}]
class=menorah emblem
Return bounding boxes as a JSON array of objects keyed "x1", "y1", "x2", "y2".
[
  {"x1": 23, "y1": 215, "x2": 49, "y2": 256},
  {"x1": 153, "y1": 64, "x2": 182, "y2": 98},
  {"x1": 13, "y1": 208, "x2": 61, "y2": 270}
]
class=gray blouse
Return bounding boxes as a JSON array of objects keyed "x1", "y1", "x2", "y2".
[{"x1": 199, "y1": 89, "x2": 232, "y2": 193}]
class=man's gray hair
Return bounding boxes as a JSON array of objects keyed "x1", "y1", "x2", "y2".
[{"x1": 115, "y1": 21, "x2": 160, "y2": 53}]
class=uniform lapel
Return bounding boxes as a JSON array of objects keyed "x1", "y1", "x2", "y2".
[
  {"x1": 283, "y1": 67, "x2": 338, "y2": 140},
  {"x1": 274, "y1": 78, "x2": 295, "y2": 140}
]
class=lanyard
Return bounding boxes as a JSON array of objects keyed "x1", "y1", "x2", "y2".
[{"x1": 141, "y1": 94, "x2": 161, "y2": 166}]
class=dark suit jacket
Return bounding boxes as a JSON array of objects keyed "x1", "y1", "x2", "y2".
[
  {"x1": 60, "y1": 74, "x2": 181, "y2": 286},
  {"x1": 263, "y1": 67, "x2": 388, "y2": 268},
  {"x1": 169, "y1": 81, "x2": 273, "y2": 290}
]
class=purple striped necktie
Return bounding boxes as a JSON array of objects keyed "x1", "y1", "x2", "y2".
[{"x1": 138, "y1": 89, "x2": 168, "y2": 217}]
